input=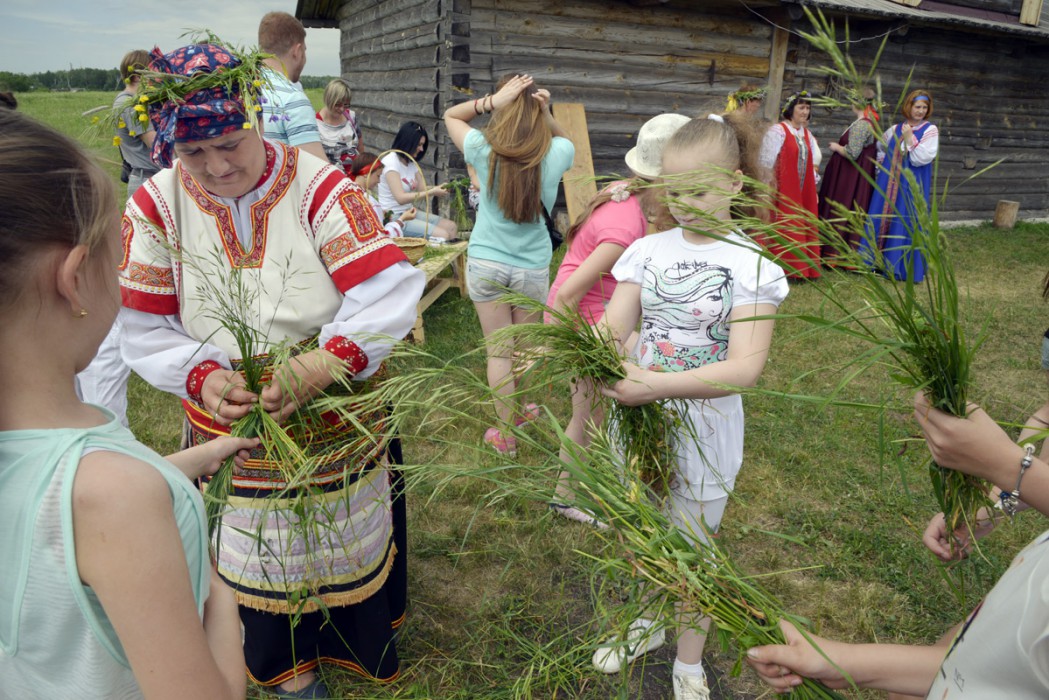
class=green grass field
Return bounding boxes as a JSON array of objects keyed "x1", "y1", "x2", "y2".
[{"x1": 18, "y1": 91, "x2": 1049, "y2": 699}]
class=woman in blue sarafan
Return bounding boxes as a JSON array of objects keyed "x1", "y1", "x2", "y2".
[{"x1": 862, "y1": 89, "x2": 939, "y2": 282}]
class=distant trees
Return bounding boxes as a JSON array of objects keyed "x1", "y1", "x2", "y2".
[{"x1": 0, "y1": 69, "x2": 338, "y2": 92}]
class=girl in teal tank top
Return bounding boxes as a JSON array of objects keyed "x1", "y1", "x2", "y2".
[{"x1": 0, "y1": 108, "x2": 255, "y2": 699}]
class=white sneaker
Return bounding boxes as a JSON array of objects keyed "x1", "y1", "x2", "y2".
[
  {"x1": 672, "y1": 672, "x2": 711, "y2": 700},
  {"x1": 591, "y1": 619, "x2": 665, "y2": 673}
]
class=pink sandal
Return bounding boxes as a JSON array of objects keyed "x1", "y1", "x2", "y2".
[
  {"x1": 513, "y1": 403, "x2": 541, "y2": 427},
  {"x1": 484, "y1": 427, "x2": 517, "y2": 457}
]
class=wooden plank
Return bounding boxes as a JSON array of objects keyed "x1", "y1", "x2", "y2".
[
  {"x1": 552, "y1": 103, "x2": 598, "y2": 228},
  {"x1": 1021, "y1": 0, "x2": 1044, "y2": 25},
  {"x1": 764, "y1": 15, "x2": 791, "y2": 123}
]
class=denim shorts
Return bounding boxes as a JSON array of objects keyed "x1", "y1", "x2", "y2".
[
  {"x1": 401, "y1": 210, "x2": 445, "y2": 238},
  {"x1": 466, "y1": 257, "x2": 549, "y2": 304}
]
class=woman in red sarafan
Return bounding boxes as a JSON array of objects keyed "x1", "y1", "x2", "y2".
[{"x1": 757, "y1": 90, "x2": 822, "y2": 280}]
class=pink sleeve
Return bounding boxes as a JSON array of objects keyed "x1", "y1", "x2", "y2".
[{"x1": 586, "y1": 197, "x2": 646, "y2": 249}]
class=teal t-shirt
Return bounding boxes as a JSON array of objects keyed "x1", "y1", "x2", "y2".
[
  {"x1": 464, "y1": 128, "x2": 575, "y2": 270},
  {"x1": 0, "y1": 410, "x2": 209, "y2": 696}
]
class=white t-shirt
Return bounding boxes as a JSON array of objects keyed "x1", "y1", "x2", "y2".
[
  {"x1": 612, "y1": 228, "x2": 788, "y2": 501},
  {"x1": 376, "y1": 153, "x2": 419, "y2": 215},
  {"x1": 926, "y1": 529, "x2": 1049, "y2": 698}
]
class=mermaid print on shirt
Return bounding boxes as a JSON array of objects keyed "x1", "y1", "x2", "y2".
[{"x1": 639, "y1": 258, "x2": 732, "y2": 371}]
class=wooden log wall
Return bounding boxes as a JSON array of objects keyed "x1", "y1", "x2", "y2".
[
  {"x1": 460, "y1": 0, "x2": 777, "y2": 185},
  {"x1": 786, "y1": 16, "x2": 1049, "y2": 221},
  {"x1": 336, "y1": 0, "x2": 445, "y2": 191}
]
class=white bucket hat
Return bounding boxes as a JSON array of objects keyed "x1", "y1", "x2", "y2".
[{"x1": 624, "y1": 113, "x2": 691, "y2": 179}]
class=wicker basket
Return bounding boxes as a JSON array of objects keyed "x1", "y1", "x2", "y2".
[{"x1": 392, "y1": 237, "x2": 427, "y2": 265}]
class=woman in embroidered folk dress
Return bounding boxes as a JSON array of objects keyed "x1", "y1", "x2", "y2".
[
  {"x1": 443, "y1": 74, "x2": 575, "y2": 456},
  {"x1": 758, "y1": 91, "x2": 822, "y2": 279},
  {"x1": 117, "y1": 44, "x2": 425, "y2": 698},
  {"x1": 817, "y1": 93, "x2": 879, "y2": 263},
  {"x1": 861, "y1": 89, "x2": 939, "y2": 283},
  {"x1": 0, "y1": 109, "x2": 255, "y2": 699}
]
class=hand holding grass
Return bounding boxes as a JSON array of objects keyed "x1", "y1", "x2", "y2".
[
  {"x1": 747, "y1": 621, "x2": 850, "y2": 693},
  {"x1": 202, "y1": 369, "x2": 256, "y2": 425},
  {"x1": 913, "y1": 392, "x2": 1026, "y2": 486},
  {"x1": 165, "y1": 436, "x2": 260, "y2": 480},
  {"x1": 600, "y1": 361, "x2": 665, "y2": 406},
  {"x1": 922, "y1": 509, "x2": 995, "y2": 561},
  {"x1": 259, "y1": 349, "x2": 344, "y2": 423},
  {"x1": 747, "y1": 620, "x2": 944, "y2": 696}
]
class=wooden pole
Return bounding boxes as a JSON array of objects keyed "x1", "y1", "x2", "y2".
[
  {"x1": 993, "y1": 200, "x2": 1020, "y2": 229},
  {"x1": 764, "y1": 12, "x2": 791, "y2": 123}
]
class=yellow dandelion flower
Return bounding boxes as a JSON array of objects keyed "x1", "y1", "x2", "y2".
[
  {"x1": 139, "y1": 114, "x2": 148, "y2": 122},
  {"x1": 242, "y1": 122, "x2": 252, "y2": 129},
  {"x1": 113, "y1": 136, "x2": 122, "y2": 147},
  {"x1": 139, "y1": 95, "x2": 148, "y2": 103},
  {"x1": 254, "y1": 104, "x2": 262, "y2": 112},
  {"x1": 91, "y1": 116, "x2": 100, "y2": 124},
  {"x1": 117, "y1": 119, "x2": 126, "y2": 129},
  {"x1": 134, "y1": 104, "x2": 146, "y2": 112},
  {"x1": 129, "y1": 130, "x2": 137, "y2": 136},
  {"x1": 252, "y1": 80, "x2": 262, "y2": 87}
]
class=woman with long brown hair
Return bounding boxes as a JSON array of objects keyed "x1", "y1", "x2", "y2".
[{"x1": 444, "y1": 74, "x2": 574, "y2": 455}]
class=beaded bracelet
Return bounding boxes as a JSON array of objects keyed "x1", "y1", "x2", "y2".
[{"x1": 1000, "y1": 443, "x2": 1036, "y2": 516}]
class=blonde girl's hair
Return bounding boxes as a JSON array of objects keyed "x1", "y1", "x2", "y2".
[
  {"x1": 0, "y1": 109, "x2": 118, "y2": 313},
  {"x1": 565, "y1": 179, "x2": 673, "y2": 247},
  {"x1": 323, "y1": 78, "x2": 352, "y2": 112},
  {"x1": 902, "y1": 89, "x2": 934, "y2": 120},
  {"x1": 665, "y1": 112, "x2": 768, "y2": 181},
  {"x1": 484, "y1": 73, "x2": 553, "y2": 224}
]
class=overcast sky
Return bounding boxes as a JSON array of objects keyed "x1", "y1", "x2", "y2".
[{"x1": 0, "y1": 0, "x2": 342, "y2": 76}]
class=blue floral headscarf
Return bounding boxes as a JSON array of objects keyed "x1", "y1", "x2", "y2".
[{"x1": 147, "y1": 44, "x2": 249, "y2": 168}]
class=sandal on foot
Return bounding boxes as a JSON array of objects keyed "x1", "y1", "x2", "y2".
[
  {"x1": 513, "y1": 402, "x2": 541, "y2": 427},
  {"x1": 484, "y1": 427, "x2": 517, "y2": 457},
  {"x1": 549, "y1": 502, "x2": 609, "y2": 529}
]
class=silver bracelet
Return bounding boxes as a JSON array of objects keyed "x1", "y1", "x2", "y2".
[{"x1": 1000, "y1": 444, "x2": 1036, "y2": 516}]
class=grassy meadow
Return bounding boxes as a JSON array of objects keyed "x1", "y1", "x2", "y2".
[{"x1": 18, "y1": 91, "x2": 1049, "y2": 699}]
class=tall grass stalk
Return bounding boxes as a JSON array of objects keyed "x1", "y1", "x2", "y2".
[
  {"x1": 328, "y1": 343, "x2": 846, "y2": 698},
  {"x1": 489, "y1": 292, "x2": 693, "y2": 493}
]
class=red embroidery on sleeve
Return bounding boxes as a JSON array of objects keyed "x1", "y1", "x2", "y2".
[{"x1": 323, "y1": 336, "x2": 369, "y2": 375}]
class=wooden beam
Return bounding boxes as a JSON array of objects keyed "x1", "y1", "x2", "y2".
[
  {"x1": 764, "y1": 14, "x2": 791, "y2": 123},
  {"x1": 552, "y1": 103, "x2": 598, "y2": 228},
  {"x1": 1021, "y1": 0, "x2": 1044, "y2": 25}
]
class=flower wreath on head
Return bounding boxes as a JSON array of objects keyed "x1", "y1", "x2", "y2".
[
  {"x1": 725, "y1": 86, "x2": 767, "y2": 113},
  {"x1": 97, "y1": 32, "x2": 274, "y2": 167},
  {"x1": 780, "y1": 90, "x2": 812, "y2": 119}
]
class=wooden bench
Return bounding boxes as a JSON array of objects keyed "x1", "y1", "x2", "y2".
[{"x1": 410, "y1": 240, "x2": 469, "y2": 343}]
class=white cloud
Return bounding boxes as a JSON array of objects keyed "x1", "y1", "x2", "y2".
[{"x1": 0, "y1": 1, "x2": 342, "y2": 76}]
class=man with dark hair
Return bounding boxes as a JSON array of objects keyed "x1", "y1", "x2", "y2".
[{"x1": 258, "y1": 11, "x2": 327, "y2": 161}]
